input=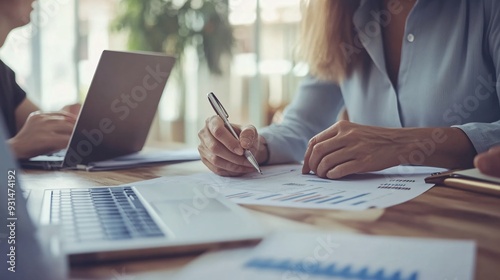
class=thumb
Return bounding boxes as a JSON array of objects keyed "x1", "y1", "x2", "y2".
[{"x1": 239, "y1": 125, "x2": 257, "y2": 149}]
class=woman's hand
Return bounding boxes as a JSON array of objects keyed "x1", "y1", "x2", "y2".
[
  {"x1": 198, "y1": 115, "x2": 268, "y2": 176},
  {"x1": 302, "y1": 121, "x2": 475, "y2": 179},
  {"x1": 8, "y1": 111, "x2": 77, "y2": 159},
  {"x1": 474, "y1": 146, "x2": 500, "y2": 178},
  {"x1": 302, "y1": 121, "x2": 406, "y2": 179}
]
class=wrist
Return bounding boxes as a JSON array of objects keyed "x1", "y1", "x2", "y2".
[
  {"x1": 7, "y1": 138, "x2": 30, "y2": 159},
  {"x1": 392, "y1": 127, "x2": 475, "y2": 168},
  {"x1": 256, "y1": 136, "x2": 270, "y2": 165}
]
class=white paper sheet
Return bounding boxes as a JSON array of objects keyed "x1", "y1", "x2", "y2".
[
  {"x1": 128, "y1": 164, "x2": 445, "y2": 210},
  {"x1": 173, "y1": 232, "x2": 476, "y2": 280}
]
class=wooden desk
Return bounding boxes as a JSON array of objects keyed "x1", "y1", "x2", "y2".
[{"x1": 22, "y1": 161, "x2": 500, "y2": 280}]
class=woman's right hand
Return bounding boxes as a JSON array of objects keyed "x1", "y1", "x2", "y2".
[
  {"x1": 198, "y1": 115, "x2": 268, "y2": 176},
  {"x1": 8, "y1": 111, "x2": 77, "y2": 159}
]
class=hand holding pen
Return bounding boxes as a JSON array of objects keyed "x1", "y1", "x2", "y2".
[{"x1": 198, "y1": 92, "x2": 267, "y2": 176}]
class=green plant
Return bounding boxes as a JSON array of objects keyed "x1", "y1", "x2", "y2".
[{"x1": 112, "y1": 0, "x2": 234, "y2": 75}]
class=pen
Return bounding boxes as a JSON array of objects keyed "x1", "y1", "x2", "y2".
[{"x1": 207, "y1": 92, "x2": 263, "y2": 175}]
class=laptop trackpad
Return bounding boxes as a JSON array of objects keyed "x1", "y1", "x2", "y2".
[{"x1": 150, "y1": 199, "x2": 238, "y2": 239}]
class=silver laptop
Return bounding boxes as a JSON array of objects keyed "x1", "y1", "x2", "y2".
[
  {"x1": 26, "y1": 181, "x2": 265, "y2": 264},
  {"x1": 0, "y1": 119, "x2": 65, "y2": 279},
  {"x1": 21, "y1": 50, "x2": 176, "y2": 170}
]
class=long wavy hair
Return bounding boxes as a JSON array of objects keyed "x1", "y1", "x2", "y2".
[{"x1": 299, "y1": 0, "x2": 364, "y2": 83}]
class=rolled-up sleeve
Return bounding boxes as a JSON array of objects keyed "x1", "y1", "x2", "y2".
[{"x1": 259, "y1": 76, "x2": 344, "y2": 164}]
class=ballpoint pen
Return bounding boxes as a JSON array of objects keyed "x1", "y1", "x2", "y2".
[{"x1": 207, "y1": 92, "x2": 263, "y2": 175}]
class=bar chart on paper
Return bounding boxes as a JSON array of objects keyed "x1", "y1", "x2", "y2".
[
  {"x1": 126, "y1": 164, "x2": 445, "y2": 210},
  {"x1": 174, "y1": 232, "x2": 475, "y2": 280},
  {"x1": 219, "y1": 164, "x2": 445, "y2": 210}
]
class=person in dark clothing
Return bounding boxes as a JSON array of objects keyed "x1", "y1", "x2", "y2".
[{"x1": 0, "y1": 0, "x2": 80, "y2": 159}]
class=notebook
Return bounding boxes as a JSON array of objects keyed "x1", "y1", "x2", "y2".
[{"x1": 20, "y1": 50, "x2": 183, "y2": 170}]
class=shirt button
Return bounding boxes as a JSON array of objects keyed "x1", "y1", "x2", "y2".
[{"x1": 407, "y1": 33, "x2": 415, "y2": 43}]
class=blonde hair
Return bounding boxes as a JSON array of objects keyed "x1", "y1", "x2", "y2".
[{"x1": 299, "y1": 0, "x2": 363, "y2": 83}]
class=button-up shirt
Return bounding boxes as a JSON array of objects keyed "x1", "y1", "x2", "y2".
[{"x1": 260, "y1": 0, "x2": 500, "y2": 164}]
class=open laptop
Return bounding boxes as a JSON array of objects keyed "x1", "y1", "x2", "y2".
[
  {"x1": 21, "y1": 50, "x2": 176, "y2": 170},
  {"x1": 28, "y1": 184, "x2": 264, "y2": 264},
  {"x1": 0, "y1": 116, "x2": 264, "y2": 265},
  {"x1": 0, "y1": 119, "x2": 66, "y2": 279}
]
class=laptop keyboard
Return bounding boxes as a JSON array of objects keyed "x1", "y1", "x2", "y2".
[
  {"x1": 44, "y1": 149, "x2": 67, "y2": 157},
  {"x1": 49, "y1": 186, "x2": 165, "y2": 242}
]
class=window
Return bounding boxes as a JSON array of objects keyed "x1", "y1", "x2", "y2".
[{"x1": 1, "y1": 0, "x2": 304, "y2": 146}]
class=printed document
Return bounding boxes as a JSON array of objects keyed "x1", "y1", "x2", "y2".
[{"x1": 129, "y1": 164, "x2": 445, "y2": 210}]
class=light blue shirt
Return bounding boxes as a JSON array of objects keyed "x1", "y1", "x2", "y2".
[{"x1": 260, "y1": 0, "x2": 500, "y2": 164}]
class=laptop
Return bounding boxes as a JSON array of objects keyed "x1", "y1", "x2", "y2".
[
  {"x1": 0, "y1": 120, "x2": 66, "y2": 279},
  {"x1": 28, "y1": 184, "x2": 264, "y2": 264},
  {"x1": 0, "y1": 115, "x2": 265, "y2": 266},
  {"x1": 21, "y1": 50, "x2": 176, "y2": 170}
]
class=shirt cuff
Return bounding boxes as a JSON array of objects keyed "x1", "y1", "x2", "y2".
[{"x1": 453, "y1": 122, "x2": 500, "y2": 154}]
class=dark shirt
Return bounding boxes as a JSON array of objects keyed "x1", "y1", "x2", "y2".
[{"x1": 0, "y1": 59, "x2": 27, "y2": 138}]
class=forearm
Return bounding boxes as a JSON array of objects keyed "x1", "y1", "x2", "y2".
[
  {"x1": 395, "y1": 127, "x2": 476, "y2": 169},
  {"x1": 14, "y1": 98, "x2": 39, "y2": 132}
]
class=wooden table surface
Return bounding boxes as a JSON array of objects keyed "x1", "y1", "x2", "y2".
[{"x1": 21, "y1": 161, "x2": 500, "y2": 280}]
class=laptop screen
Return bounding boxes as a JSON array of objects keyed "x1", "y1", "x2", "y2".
[{"x1": 62, "y1": 51, "x2": 176, "y2": 167}]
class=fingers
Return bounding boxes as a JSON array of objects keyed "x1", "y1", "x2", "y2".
[
  {"x1": 50, "y1": 111, "x2": 78, "y2": 123},
  {"x1": 207, "y1": 116, "x2": 244, "y2": 155},
  {"x1": 204, "y1": 116, "x2": 253, "y2": 164},
  {"x1": 51, "y1": 121, "x2": 75, "y2": 135},
  {"x1": 198, "y1": 144, "x2": 255, "y2": 176},
  {"x1": 302, "y1": 123, "x2": 341, "y2": 174},
  {"x1": 198, "y1": 132, "x2": 252, "y2": 167},
  {"x1": 475, "y1": 146, "x2": 500, "y2": 177},
  {"x1": 29, "y1": 111, "x2": 77, "y2": 124},
  {"x1": 198, "y1": 116, "x2": 256, "y2": 176},
  {"x1": 61, "y1": 103, "x2": 82, "y2": 116},
  {"x1": 239, "y1": 125, "x2": 257, "y2": 149},
  {"x1": 47, "y1": 134, "x2": 72, "y2": 152},
  {"x1": 26, "y1": 113, "x2": 76, "y2": 135},
  {"x1": 314, "y1": 148, "x2": 353, "y2": 178},
  {"x1": 326, "y1": 160, "x2": 361, "y2": 179},
  {"x1": 302, "y1": 138, "x2": 315, "y2": 174},
  {"x1": 303, "y1": 121, "x2": 381, "y2": 179},
  {"x1": 305, "y1": 138, "x2": 345, "y2": 176}
]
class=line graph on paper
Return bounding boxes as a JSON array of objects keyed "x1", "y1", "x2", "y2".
[{"x1": 218, "y1": 164, "x2": 444, "y2": 210}]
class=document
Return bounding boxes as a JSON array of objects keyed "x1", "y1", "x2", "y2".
[
  {"x1": 130, "y1": 164, "x2": 444, "y2": 210},
  {"x1": 174, "y1": 232, "x2": 476, "y2": 280}
]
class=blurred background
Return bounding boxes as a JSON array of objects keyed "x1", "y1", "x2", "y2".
[{"x1": 0, "y1": 0, "x2": 307, "y2": 147}]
